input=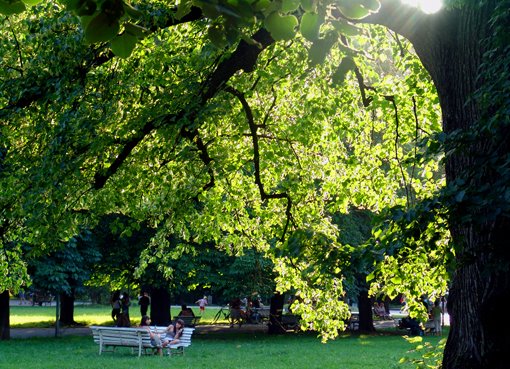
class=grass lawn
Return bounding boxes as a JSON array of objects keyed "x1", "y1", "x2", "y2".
[
  {"x1": 9, "y1": 304, "x2": 229, "y2": 327},
  {"x1": 0, "y1": 330, "x2": 442, "y2": 369},
  {"x1": 6, "y1": 304, "x2": 444, "y2": 368}
]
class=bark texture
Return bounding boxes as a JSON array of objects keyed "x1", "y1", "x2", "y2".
[{"x1": 370, "y1": 1, "x2": 510, "y2": 367}]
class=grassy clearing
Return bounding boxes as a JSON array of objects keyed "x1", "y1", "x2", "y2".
[
  {"x1": 9, "y1": 304, "x2": 229, "y2": 327},
  {"x1": 0, "y1": 330, "x2": 441, "y2": 369},
  {"x1": 7, "y1": 304, "x2": 444, "y2": 368}
]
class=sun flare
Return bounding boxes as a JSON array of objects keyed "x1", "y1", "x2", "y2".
[{"x1": 401, "y1": 0, "x2": 443, "y2": 14}]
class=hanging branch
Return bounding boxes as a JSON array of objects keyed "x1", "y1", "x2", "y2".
[
  {"x1": 410, "y1": 96, "x2": 419, "y2": 192},
  {"x1": 353, "y1": 65, "x2": 376, "y2": 107},
  {"x1": 6, "y1": 17, "x2": 23, "y2": 77},
  {"x1": 385, "y1": 95, "x2": 411, "y2": 208},
  {"x1": 225, "y1": 85, "x2": 293, "y2": 242}
]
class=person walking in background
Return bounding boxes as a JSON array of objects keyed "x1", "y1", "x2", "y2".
[
  {"x1": 110, "y1": 291, "x2": 121, "y2": 324},
  {"x1": 195, "y1": 296, "x2": 208, "y2": 314},
  {"x1": 138, "y1": 291, "x2": 151, "y2": 317},
  {"x1": 18, "y1": 290, "x2": 26, "y2": 305}
]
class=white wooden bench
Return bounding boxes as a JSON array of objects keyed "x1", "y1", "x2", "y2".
[
  {"x1": 162, "y1": 326, "x2": 195, "y2": 356},
  {"x1": 91, "y1": 326, "x2": 195, "y2": 357}
]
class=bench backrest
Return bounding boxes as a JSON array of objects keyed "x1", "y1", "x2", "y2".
[
  {"x1": 175, "y1": 315, "x2": 201, "y2": 327},
  {"x1": 178, "y1": 327, "x2": 194, "y2": 347},
  {"x1": 91, "y1": 326, "x2": 153, "y2": 348}
]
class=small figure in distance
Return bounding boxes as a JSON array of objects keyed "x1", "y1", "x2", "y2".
[
  {"x1": 162, "y1": 318, "x2": 185, "y2": 348},
  {"x1": 177, "y1": 304, "x2": 195, "y2": 317},
  {"x1": 110, "y1": 291, "x2": 121, "y2": 324},
  {"x1": 138, "y1": 291, "x2": 151, "y2": 317},
  {"x1": 431, "y1": 300, "x2": 443, "y2": 336},
  {"x1": 118, "y1": 292, "x2": 131, "y2": 327},
  {"x1": 140, "y1": 315, "x2": 162, "y2": 356},
  {"x1": 195, "y1": 296, "x2": 208, "y2": 315}
]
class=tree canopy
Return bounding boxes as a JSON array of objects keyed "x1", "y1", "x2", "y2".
[{"x1": 2, "y1": 0, "x2": 509, "y2": 367}]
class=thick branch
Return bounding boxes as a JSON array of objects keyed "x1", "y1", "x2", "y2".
[{"x1": 93, "y1": 28, "x2": 275, "y2": 189}]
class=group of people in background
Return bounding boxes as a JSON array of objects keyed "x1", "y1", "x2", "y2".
[
  {"x1": 110, "y1": 291, "x2": 133, "y2": 327},
  {"x1": 110, "y1": 290, "x2": 208, "y2": 328},
  {"x1": 110, "y1": 290, "x2": 152, "y2": 327}
]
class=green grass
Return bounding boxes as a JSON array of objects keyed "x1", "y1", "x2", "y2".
[
  {"x1": 6, "y1": 304, "x2": 444, "y2": 368},
  {"x1": 9, "y1": 304, "x2": 229, "y2": 327},
  {"x1": 0, "y1": 330, "x2": 442, "y2": 369}
]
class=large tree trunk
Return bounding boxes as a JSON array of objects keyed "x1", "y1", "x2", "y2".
[
  {"x1": 410, "y1": 3, "x2": 509, "y2": 368},
  {"x1": 59, "y1": 292, "x2": 76, "y2": 326},
  {"x1": 368, "y1": 1, "x2": 509, "y2": 367},
  {"x1": 150, "y1": 287, "x2": 171, "y2": 326},
  {"x1": 0, "y1": 290, "x2": 9, "y2": 340}
]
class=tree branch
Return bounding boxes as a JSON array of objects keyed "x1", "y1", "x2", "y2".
[
  {"x1": 225, "y1": 85, "x2": 293, "y2": 242},
  {"x1": 92, "y1": 28, "x2": 275, "y2": 189}
]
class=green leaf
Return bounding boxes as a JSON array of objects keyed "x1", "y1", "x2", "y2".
[
  {"x1": 366, "y1": 272, "x2": 375, "y2": 282},
  {"x1": 331, "y1": 19, "x2": 361, "y2": 37},
  {"x1": 360, "y1": 0, "x2": 380, "y2": 12},
  {"x1": 124, "y1": 22, "x2": 147, "y2": 39},
  {"x1": 300, "y1": 12, "x2": 322, "y2": 41},
  {"x1": 332, "y1": 56, "x2": 356, "y2": 86},
  {"x1": 391, "y1": 276, "x2": 402, "y2": 284},
  {"x1": 308, "y1": 32, "x2": 337, "y2": 66},
  {"x1": 22, "y1": 0, "x2": 42, "y2": 5},
  {"x1": 76, "y1": 0, "x2": 96, "y2": 16},
  {"x1": 0, "y1": 0, "x2": 26, "y2": 15},
  {"x1": 264, "y1": 12, "x2": 298, "y2": 41},
  {"x1": 254, "y1": 0, "x2": 271, "y2": 12},
  {"x1": 124, "y1": 2, "x2": 142, "y2": 18},
  {"x1": 85, "y1": 12, "x2": 120, "y2": 43},
  {"x1": 281, "y1": 0, "x2": 299, "y2": 13},
  {"x1": 300, "y1": 0, "x2": 315, "y2": 12},
  {"x1": 110, "y1": 32, "x2": 138, "y2": 58},
  {"x1": 337, "y1": 0, "x2": 370, "y2": 19},
  {"x1": 208, "y1": 24, "x2": 228, "y2": 48}
]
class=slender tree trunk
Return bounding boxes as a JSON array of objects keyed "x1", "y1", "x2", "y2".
[
  {"x1": 357, "y1": 289, "x2": 375, "y2": 333},
  {"x1": 0, "y1": 290, "x2": 10, "y2": 340},
  {"x1": 268, "y1": 292, "x2": 285, "y2": 334},
  {"x1": 150, "y1": 287, "x2": 171, "y2": 326},
  {"x1": 59, "y1": 292, "x2": 76, "y2": 325}
]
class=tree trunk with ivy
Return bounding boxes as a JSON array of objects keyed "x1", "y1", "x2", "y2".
[
  {"x1": 386, "y1": 2, "x2": 508, "y2": 368},
  {"x1": 369, "y1": 1, "x2": 509, "y2": 367}
]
